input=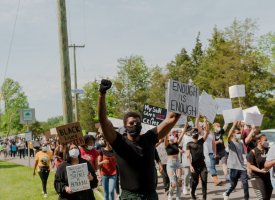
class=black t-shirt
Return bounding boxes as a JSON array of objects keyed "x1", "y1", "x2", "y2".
[
  {"x1": 165, "y1": 143, "x2": 179, "y2": 155},
  {"x1": 248, "y1": 147, "x2": 269, "y2": 178},
  {"x1": 111, "y1": 128, "x2": 158, "y2": 194},
  {"x1": 187, "y1": 138, "x2": 205, "y2": 166},
  {"x1": 214, "y1": 128, "x2": 226, "y2": 154}
]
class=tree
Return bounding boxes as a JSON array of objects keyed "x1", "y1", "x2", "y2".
[
  {"x1": 194, "y1": 19, "x2": 275, "y2": 128},
  {"x1": 0, "y1": 78, "x2": 29, "y2": 135},
  {"x1": 258, "y1": 32, "x2": 275, "y2": 73},
  {"x1": 79, "y1": 80, "x2": 118, "y2": 132},
  {"x1": 41, "y1": 116, "x2": 63, "y2": 132},
  {"x1": 113, "y1": 55, "x2": 150, "y2": 116},
  {"x1": 146, "y1": 66, "x2": 167, "y2": 108}
]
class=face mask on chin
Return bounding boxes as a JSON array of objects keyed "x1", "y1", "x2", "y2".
[{"x1": 126, "y1": 124, "x2": 142, "y2": 137}]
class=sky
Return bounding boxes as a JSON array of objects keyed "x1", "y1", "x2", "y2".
[{"x1": 0, "y1": 0, "x2": 274, "y2": 121}]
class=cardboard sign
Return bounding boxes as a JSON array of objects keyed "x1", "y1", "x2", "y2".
[
  {"x1": 215, "y1": 98, "x2": 232, "y2": 115},
  {"x1": 67, "y1": 163, "x2": 90, "y2": 193},
  {"x1": 229, "y1": 85, "x2": 245, "y2": 98},
  {"x1": 223, "y1": 107, "x2": 244, "y2": 124},
  {"x1": 167, "y1": 80, "x2": 199, "y2": 117},
  {"x1": 142, "y1": 104, "x2": 167, "y2": 126},
  {"x1": 244, "y1": 112, "x2": 263, "y2": 126},
  {"x1": 51, "y1": 122, "x2": 84, "y2": 145},
  {"x1": 199, "y1": 91, "x2": 217, "y2": 123}
]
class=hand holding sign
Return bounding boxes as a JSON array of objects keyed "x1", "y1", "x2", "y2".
[{"x1": 65, "y1": 186, "x2": 73, "y2": 194}]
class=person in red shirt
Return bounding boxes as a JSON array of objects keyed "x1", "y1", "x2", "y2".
[
  {"x1": 79, "y1": 135, "x2": 99, "y2": 170},
  {"x1": 98, "y1": 140, "x2": 117, "y2": 200}
]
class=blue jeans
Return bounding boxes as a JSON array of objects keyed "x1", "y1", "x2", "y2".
[
  {"x1": 102, "y1": 175, "x2": 117, "y2": 200},
  {"x1": 225, "y1": 169, "x2": 249, "y2": 200},
  {"x1": 209, "y1": 153, "x2": 217, "y2": 176}
]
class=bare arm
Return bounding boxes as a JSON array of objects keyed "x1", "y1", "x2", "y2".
[
  {"x1": 156, "y1": 112, "x2": 181, "y2": 140},
  {"x1": 98, "y1": 79, "x2": 117, "y2": 144},
  {"x1": 228, "y1": 121, "x2": 237, "y2": 141},
  {"x1": 223, "y1": 123, "x2": 229, "y2": 132},
  {"x1": 245, "y1": 126, "x2": 255, "y2": 144},
  {"x1": 33, "y1": 160, "x2": 38, "y2": 175},
  {"x1": 265, "y1": 160, "x2": 275, "y2": 170},
  {"x1": 202, "y1": 118, "x2": 210, "y2": 141}
]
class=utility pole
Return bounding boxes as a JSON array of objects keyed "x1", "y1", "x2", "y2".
[
  {"x1": 69, "y1": 44, "x2": 85, "y2": 122},
  {"x1": 56, "y1": 0, "x2": 73, "y2": 124}
]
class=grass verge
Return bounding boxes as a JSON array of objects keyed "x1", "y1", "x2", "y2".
[{"x1": 0, "y1": 160, "x2": 102, "y2": 200}]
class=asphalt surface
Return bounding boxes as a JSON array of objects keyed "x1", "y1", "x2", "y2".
[{"x1": 1, "y1": 155, "x2": 275, "y2": 199}]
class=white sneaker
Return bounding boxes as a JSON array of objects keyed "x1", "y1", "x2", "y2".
[
  {"x1": 168, "y1": 194, "x2": 172, "y2": 200},
  {"x1": 44, "y1": 193, "x2": 48, "y2": 198},
  {"x1": 223, "y1": 192, "x2": 229, "y2": 200},
  {"x1": 183, "y1": 187, "x2": 188, "y2": 195}
]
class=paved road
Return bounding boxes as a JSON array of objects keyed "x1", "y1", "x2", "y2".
[{"x1": 2, "y1": 155, "x2": 275, "y2": 199}]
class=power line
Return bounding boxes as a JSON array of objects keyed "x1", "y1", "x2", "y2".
[{"x1": 2, "y1": 0, "x2": 21, "y2": 83}]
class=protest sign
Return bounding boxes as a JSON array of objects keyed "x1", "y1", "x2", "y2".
[
  {"x1": 156, "y1": 143, "x2": 168, "y2": 164},
  {"x1": 223, "y1": 107, "x2": 244, "y2": 124},
  {"x1": 244, "y1": 112, "x2": 263, "y2": 126},
  {"x1": 176, "y1": 115, "x2": 188, "y2": 125},
  {"x1": 199, "y1": 91, "x2": 217, "y2": 123},
  {"x1": 51, "y1": 122, "x2": 84, "y2": 145},
  {"x1": 229, "y1": 85, "x2": 245, "y2": 98},
  {"x1": 67, "y1": 163, "x2": 90, "y2": 193},
  {"x1": 142, "y1": 104, "x2": 167, "y2": 126},
  {"x1": 167, "y1": 80, "x2": 199, "y2": 117},
  {"x1": 25, "y1": 132, "x2": 32, "y2": 141},
  {"x1": 215, "y1": 98, "x2": 232, "y2": 115}
]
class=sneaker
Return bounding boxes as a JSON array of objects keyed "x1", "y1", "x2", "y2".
[
  {"x1": 168, "y1": 194, "x2": 172, "y2": 200},
  {"x1": 223, "y1": 192, "x2": 229, "y2": 200},
  {"x1": 183, "y1": 187, "x2": 188, "y2": 195},
  {"x1": 43, "y1": 193, "x2": 48, "y2": 198}
]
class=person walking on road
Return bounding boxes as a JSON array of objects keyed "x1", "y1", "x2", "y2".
[
  {"x1": 54, "y1": 143, "x2": 98, "y2": 200},
  {"x1": 248, "y1": 133, "x2": 273, "y2": 200},
  {"x1": 98, "y1": 79, "x2": 180, "y2": 200},
  {"x1": 165, "y1": 128, "x2": 184, "y2": 200},
  {"x1": 223, "y1": 121, "x2": 249, "y2": 200},
  {"x1": 98, "y1": 141, "x2": 117, "y2": 200},
  {"x1": 186, "y1": 116, "x2": 210, "y2": 200},
  {"x1": 33, "y1": 143, "x2": 53, "y2": 198}
]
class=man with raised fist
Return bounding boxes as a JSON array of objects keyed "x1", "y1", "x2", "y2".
[{"x1": 98, "y1": 79, "x2": 181, "y2": 200}]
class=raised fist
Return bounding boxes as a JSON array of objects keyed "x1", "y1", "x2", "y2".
[{"x1": 99, "y1": 79, "x2": 112, "y2": 94}]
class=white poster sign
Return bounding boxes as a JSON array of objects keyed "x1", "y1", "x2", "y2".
[
  {"x1": 176, "y1": 115, "x2": 188, "y2": 125},
  {"x1": 223, "y1": 107, "x2": 244, "y2": 124},
  {"x1": 25, "y1": 132, "x2": 32, "y2": 141},
  {"x1": 167, "y1": 80, "x2": 199, "y2": 117},
  {"x1": 199, "y1": 91, "x2": 217, "y2": 123},
  {"x1": 67, "y1": 163, "x2": 90, "y2": 193},
  {"x1": 243, "y1": 106, "x2": 261, "y2": 122},
  {"x1": 229, "y1": 85, "x2": 245, "y2": 98},
  {"x1": 244, "y1": 112, "x2": 263, "y2": 126},
  {"x1": 156, "y1": 143, "x2": 168, "y2": 164},
  {"x1": 215, "y1": 98, "x2": 232, "y2": 115}
]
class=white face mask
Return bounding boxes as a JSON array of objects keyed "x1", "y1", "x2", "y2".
[
  {"x1": 215, "y1": 127, "x2": 221, "y2": 132},
  {"x1": 41, "y1": 146, "x2": 48, "y2": 152},
  {"x1": 69, "y1": 148, "x2": 80, "y2": 158},
  {"x1": 169, "y1": 135, "x2": 175, "y2": 142},
  {"x1": 87, "y1": 145, "x2": 93, "y2": 150}
]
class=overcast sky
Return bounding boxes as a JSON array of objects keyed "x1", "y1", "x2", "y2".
[{"x1": 0, "y1": 0, "x2": 274, "y2": 121}]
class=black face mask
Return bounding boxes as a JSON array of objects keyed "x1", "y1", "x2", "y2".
[{"x1": 126, "y1": 124, "x2": 142, "y2": 137}]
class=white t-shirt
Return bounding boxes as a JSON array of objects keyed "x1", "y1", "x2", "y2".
[
  {"x1": 180, "y1": 135, "x2": 193, "y2": 167},
  {"x1": 266, "y1": 144, "x2": 275, "y2": 187},
  {"x1": 204, "y1": 132, "x2": 214, "y2": 154}
]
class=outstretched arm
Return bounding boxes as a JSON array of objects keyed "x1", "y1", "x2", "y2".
[
  {"x1": 98, "y1": 80, "x2": 117, "y2": 144},
  {"x1": 228, "y1": 121, "x2": 237, "y2": 141},
  {"x1": 157, "y1": 112, "x2": 181, "y2": 140},
  {"x1": 202, "y1": 118, "x2": 210, "y2": 141}
]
